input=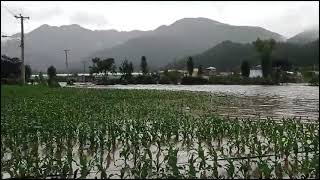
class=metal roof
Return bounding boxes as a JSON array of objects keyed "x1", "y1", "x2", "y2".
[{"x1": 206, "y1": 66, "x2": 216, "y2": 70}]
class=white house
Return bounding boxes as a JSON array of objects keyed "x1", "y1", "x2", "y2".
[
  {"x1": 205, "y1": 66, "x2": 217, "y2": 76},
  {"x1": 249, "y1": 65, "x2": 263, "y2": 78}
]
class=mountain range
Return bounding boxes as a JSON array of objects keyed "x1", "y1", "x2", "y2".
[
  {"x1": 165, "y1": 39, "x2": 319, "y2": 71},
  {"x1": 1, "y1": 17, "x2": 318, "y2": 72},
  {"x1": 287, "y1": 28, "x2": 319, "y2": 44},
  {"x1": 1, "y1": 24, "x2": 147, "y2": 72}
]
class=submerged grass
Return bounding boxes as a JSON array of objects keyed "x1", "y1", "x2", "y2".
[{"x1": 1, "y1": 85, "x2": 319, "y2": 178}]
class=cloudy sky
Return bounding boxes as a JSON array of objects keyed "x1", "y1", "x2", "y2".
[{"x1": 1, "y1": 1, "x2": 319, "y2": 38}]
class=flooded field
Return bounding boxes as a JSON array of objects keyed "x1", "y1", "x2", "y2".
[
  {"x1": 71, "y1": 83, "x2": 319, "y2": 120},
  {"x1": 2, "y1": 85, "x2": 319, "y2": 179}
]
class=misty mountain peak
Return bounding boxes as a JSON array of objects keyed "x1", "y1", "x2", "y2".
[
  {"x1": 171, "y1": 17, "x2": 223, "y2": 26},
  {"x1": 287, "y1": 28, "x2": 319, "y2": 44},
  {"x1": 60, "y1": 24, "x2": 87, "y2": 31},
  {"x1": 27, "y1": 24, "x2": 53, "y2": 35},
  {"x1": 303, "y1": 28, "x2": 319, "y2": 37},
  {"x1": 39, "y1": 24, "x2": 51, "y2": 28},
  {"x1": 3, "y1": 17, "x2": 285, "y2": 71}
]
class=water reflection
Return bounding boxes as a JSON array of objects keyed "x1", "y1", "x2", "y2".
[{"x1": 72, "y1": 83, "x2": 319, "y2": 120}]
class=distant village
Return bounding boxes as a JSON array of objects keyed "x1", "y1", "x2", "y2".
[{"x1": 30, "y1": 64, "x2": 318, "y2": 83}]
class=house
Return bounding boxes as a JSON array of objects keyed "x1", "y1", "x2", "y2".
[
  {"x1": 192, "y1": 68, "x2": 198, "y2": 77},
  {"x1": 204, "y1": 66, "x2": 217, "y2": 76},
  {"x1": 31, "y1": 72, "x2": 143, "y2": 82},
  {"x1": 219, "y1": 72, "x2": 234, "y2": 76},
  {"x1": 249, "y1": 65, "x2": 263, "y2": 78}
]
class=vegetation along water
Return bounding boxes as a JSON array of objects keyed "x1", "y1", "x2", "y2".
[{"x1": 1, "y1": 85, "x2": 319, "y2": 178}]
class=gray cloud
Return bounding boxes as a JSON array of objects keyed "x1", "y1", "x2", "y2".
[
  {"x1": 1, "y1": 1, "x2": 319, "y2": 37},
  {"x1": 69, "y1": 11, "x2": 108, "y2": 29},
  {"x1": 23, "y1": 6, "x2": 63, "y2": 21},
  {"x1": 260, "y1": 3, "x2": 319, "y2": 38}
]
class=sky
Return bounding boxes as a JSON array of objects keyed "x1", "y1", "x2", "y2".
[{"x1": 1, "y1": 1, "x2": 319, "y2": 38}]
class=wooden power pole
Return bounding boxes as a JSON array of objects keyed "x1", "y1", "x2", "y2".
[
  {"x1": 64, "y1": 49, "x2": 70, "y2": 77},
  {"x1": 81, "y1": 60, "x2": 86, "y2": 73},
  {"x1": 14, "y1": 14, "x2": 29, "y2": 84},
  {"x1": 81, "y1": 60, "x2": 87, "y2": 82}
]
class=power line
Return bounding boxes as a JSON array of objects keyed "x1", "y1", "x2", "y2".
[{"x1": 1, "y1": 3, "x2": 17, "y2": 17}]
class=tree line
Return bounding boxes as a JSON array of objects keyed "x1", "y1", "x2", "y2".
[
  {"x1": 2, "y1": 38, "x2": 318, "y2": 86},
  {"x1": 166, "y1": 38, "x2": 319, "y2": 72},
  {"x1": 88, "y1": 56, "x2": 149, "y2": 82},
  {"x1": 1, "y1": 55, "x2": 31, "y2": 84}
]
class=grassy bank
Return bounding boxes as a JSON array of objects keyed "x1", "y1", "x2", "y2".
[{"x1": 1, "y1": 85, "x2": 319, "y2": 179}]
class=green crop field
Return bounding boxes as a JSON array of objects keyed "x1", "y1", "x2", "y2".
[{"x1": 1, "y1": 85, "x2": 319, "y2": 179}]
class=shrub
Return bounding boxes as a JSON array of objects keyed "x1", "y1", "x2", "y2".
[
  {"x1": 208, "y1": 75, "x2": 279, "y2": 85},
  {"x1": 96, "y1": 77, "x2": 120, "y2": 85},
  {"x1": 47, "y1": 79, "x2": 60, "y2": 88},
  {"x1": 1, "y1": 78, "x2": 20, "y2": 85},
  {"x1": 309, "y1": 75, "x2": 319, "y2": 86},
  {"x1": 67, "y1": 79, "x2": 75, "y2": 85},
  {"x1": 135, "y1": 75, "x2": 157, "y2": 84},
  {"x1": 159, "y1": 75, "x2": 172, "y2": 84},
  {"x1": 159, "y1": 71, "x2": 181, "y2": 84},
  {"x1": 56, "y1": 76, "x2": 68, "y2": 82},
  {"x1": 120, "y1": 79, "x2": 128, "y2": 85},
  {"x1": 181, "y1": 76, "x2": 208, "y2": 85}
]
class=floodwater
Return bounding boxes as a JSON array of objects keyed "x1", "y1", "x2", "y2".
[{"x1": 70, "y1": 83, "x2": 319, "y2": 120}]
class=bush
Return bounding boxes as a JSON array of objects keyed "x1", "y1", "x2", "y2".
[
  {"x1": 159, "y1": 75, "x2": 171, "y2": 84},
  {"x1": 1, "y1": 78, "x2": 20, "y2": 85},
  {"x1": 120, "y1": 79, "x2": 128, "y2": 85},
  {"x1": 67, "y1": 79, "x2": 75, "y2": 85},
  {"x1": 302, "y1": 71, "x2": 315, "y2": 79},
  {"x1": 151, "y1": 72, "x2": 160, "y2": 83},
  {"x1": 47, "y1": 79, "x2": 60, "y2": 88},
  {"x1": 56, "y1": 76, "x2": 68, "y2": 82},
  {"x1": 135, "y1": 75, "x2": 157, "y2": 84},
  {"x1": 208, "y1": 75, "x2": 278, "y2": 85},
  {"x1": 181, "y1": 76, "x2": 208, "y2": 85},
  {"x1": 96, "y1": 76, "x2": 120, "y2": 85},
  {"x1": 127, "y1": 76, "x2": 137, "y2": 84},
  {"x1": 260, "y1": 77, "x2": 276, "y2": 85},
  {"x1": 208, "y1": 75, "x2": 241, "y2": 85},
  {"x1": 309, "y1": 75, "x2": 319, "y2": 86}
]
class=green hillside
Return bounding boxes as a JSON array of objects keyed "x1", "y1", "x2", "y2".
[{"x1": 166, "y1": 39, "x2": 319, "y2": 71}]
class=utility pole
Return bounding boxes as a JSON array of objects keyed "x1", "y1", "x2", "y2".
[
  {"x1": 81, "y1": 60, "x2": 86, "y2": 82},
  {"x1": 82, "y1": 60, "x2": 86, "y2": 73},
  {"x1": 64, "y1": 49, "x2": 70, "y2": 77},
  {"x1": 14, "y1": 14, "x2": 29, "y2": 84}
]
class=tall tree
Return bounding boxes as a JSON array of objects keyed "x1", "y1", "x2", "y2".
[
  {"x1": 89, "y1": 57, "x2": 114, "y2": 77},
  {"x1": 25, "y1": 65, "x2": 32, "y2": 82},
  {"x1": 129, "y1": 62, "x2": 134, "y2": 75},
  {"x1": 39, "y1": 72, "x2": 44, "y2": 82},
  {"x1": 47, "y1": 66, "x2": 57, "y2": 81},
  {"x1": 111, "y1": 64, "x2": 117, "y2": 75},
  {"x1": 1, "y1": 55, "x2": 21, "y2": 79},
  {"x1": 164, "y1": 69, "x2": 169, "y2": 77},
  {"x1": 100, "y1": 58, "x2": 115, "y2": 76},
  {"x1": 272, "y1": 58, "x2": 292, "y2": 71},
  {"x1": 140, "y1": 56, "x2": 148, "y2": 75},
  {"x1": 197, "y1": 65, "x2": 203, "y2": 77},
  {"x1": 89, "y1": 57, "x2": 101, "y2": 75},
  {"x1": 253, "y1": 38, "x2": 276, "y2": 78},
  {"x1": 119, "y1": 59, "x2": 134, "y2": 80},
  {"x1": 241, "y1": 60, "x2": 250, "y2": 77},
  {"x1": 187, "y1": 56, "x2": 194, "y2": 76}
]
